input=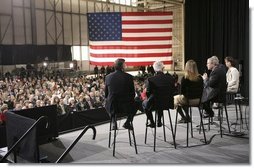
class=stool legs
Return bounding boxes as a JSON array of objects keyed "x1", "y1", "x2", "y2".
[
  {"x1": 199, "y1": 107, "x2": 207, "y2": 144},
  {"x1": 130, "y1": 121, "x2": 138, "y2": 154},
  {"x1": 108, "y1": 119, "x2": 112, "y2": 148},
  {"x1": 224, "y1": 104, "x2": 231, "y2": 133},
  {"x1": 205, "y1": 103, "x2": 231, "y2": 138},
  {"x1": 168, "y1": 110, "x2": 176, "y2": 149},
  {"x1": 144, "y1": 117, "x2": 148, "y2": 144},
  {"x1": 108, "y1": 116, "x2": 138, "y2": 156},
  {"x1": 190, "y1": 108, "x2": 193, "y2": 138},
  {"x1": 154, "y1": 112, "x2": 157, "y2": 152},
  {"x1": 144, "y1": 110, "x2": 176, "y2": 151},
  {"x1": 113, "y1": 124, "x2": 117, "y2": 156},
  {"x1": 186, "y1": 107, "x2": 206, "y2": 147},
  {"x1": 162, "y1": 112, "x2": 166, "y2": 142}
]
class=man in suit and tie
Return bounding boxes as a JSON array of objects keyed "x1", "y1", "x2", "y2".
[
  {"x1": 105, "y1": 58, "x2": 136, "y2": 130},
  {"x1": 142, "y1": 61, "x2": 175, "y2": 128}
]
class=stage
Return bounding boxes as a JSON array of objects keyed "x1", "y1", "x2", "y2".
[{"x1": 38, "y1": 104, "x2": 249, "y2": 164}]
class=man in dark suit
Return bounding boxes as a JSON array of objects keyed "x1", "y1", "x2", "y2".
[
  {"x1": 105, "y1": 58, "x2": 136, "y2": 130},
  {"x1": 142, "y1": 61, "x2": 175, "y2": 128},
  {"x1": 202, "y1": 56, "x2": 227, "y2": 118}
]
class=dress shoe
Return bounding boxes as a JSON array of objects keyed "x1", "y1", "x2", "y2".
[
  {"x1": 146, "y1": 122, "x2": 155, "y2": 128},
  {"x1": 111, "y1": 122, "x2": 118, "y2": 130},
  {"x1": 212, "y1": 103, "x2": 220, "y2": 109},
  {"x1": 178, "y1": 118, "x2": 187, "y2": 124},
  {"x1": 202, "y1": 111, "x2": 214, "y2": 118},
  {"x1": 122, "y1": 122, "x2": 133, "y2": 130},
  {"x1": 112, "y1": 125, "x2": 118, "y2": 130},
  {"x1": 157, "y1": 121, "x2": 162, "y2": 127}
]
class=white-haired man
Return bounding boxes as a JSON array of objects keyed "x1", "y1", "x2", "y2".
[
  {"x1": 142, "y1": 61, "x2": 175, "y2": 127},
  {"x1": 202, "y1": 56, "x2": 227, "y2": 118}
]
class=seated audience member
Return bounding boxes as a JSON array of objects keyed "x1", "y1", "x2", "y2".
[
  {"x1": 51, "y1": 96, "x2": 65, "y2": 115},
  {"x1": 67, "y1": 97, "x2": 77, "y2": 112},
  {"x1": 174, "y1": 60, "x2": 203, "y2": 123},
  {"x1": 202, "y1": 56, "x2": 227, "y2": 118},
  {"x1": 84, "y1": 95, "x2": 94, "y2": 109},
  {"x1": 13, "y1": 103, "x2": 22, "y2": 111},
  {"x1": 0, "y1": 104, "x2": 8, "y2": 125},
  {"x1": 140, "y1": 85, "x2": 147, "y2": 101},
  {"x1": 224, "y1": 56, "x2": 240, "y2": 93},
  {"x1": 28, "y1": 103, "x2": 34, "y2": 109},
  {"x1": 76, "y1": 96, "x2": 90, "y2": 111},
  {"x1": 59, "y1": 99, "x2": 67, "y2": 115},
  {"x1": 35, "y1": 100, "x2": 41, "y2": 107},
  {"x1": 4, "y1": 95, "x2": 14, "y2": 109},
  {"x1": 94, "y1": 91, "x2": 103, "y2": 108},
  {"x1": 142, "y1": 61, "x2": 175, "y2": 128}
]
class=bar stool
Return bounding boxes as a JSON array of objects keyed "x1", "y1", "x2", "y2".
[
  {"x1": 144, "y1": 108, "x2": 176, "y2": 151},
  {"x1": 175, "y1": 99, "x2": 207, "y2": 147},
  {"x1": 206, "y1": 101, "x2": 231, "y2": 137},
  {"x1": 108, "y1": 105, "x2": 138, "y2": 157},
  {"x1": 226, "y1": 92, "x2": 239, "y2": 120}
]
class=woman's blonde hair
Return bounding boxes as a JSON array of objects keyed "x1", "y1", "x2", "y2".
[{"x1": 184, "y1": 60, "x2": 200, "y2": 81}]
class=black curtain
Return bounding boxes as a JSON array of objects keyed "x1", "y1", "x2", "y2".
[{"x1": 185, "y1": 0, "x2": 249, "y2": 97}]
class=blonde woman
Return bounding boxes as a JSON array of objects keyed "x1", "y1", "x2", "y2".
[{"x1": 174, "y1": 60, "x2": 204, "y2": 123}]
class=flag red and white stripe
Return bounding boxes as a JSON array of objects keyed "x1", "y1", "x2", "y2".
[{"x1": 89, "y1": 12, "x2": 173, "y2": 66}]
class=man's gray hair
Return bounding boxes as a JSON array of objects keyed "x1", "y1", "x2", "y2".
[
  {"x1": 153, "y1": 61, "x2": 164, "y2": 72},
  {"x1": 208, "y1": 56, "x2": 219, "y2": 65}
]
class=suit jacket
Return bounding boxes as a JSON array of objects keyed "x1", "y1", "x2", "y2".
[
  {"x1": 203, "y1": 65, "x2": 227, "y2": 102},
  {"x1": 146, "y1": 72, "x2": 175, "y2": 110},
  {"x1": 105, "y1": 70, "x2": 135, "y2": 117}
]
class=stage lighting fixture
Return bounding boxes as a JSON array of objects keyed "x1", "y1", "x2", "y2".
[
  {"x1": 69, "y1": 62, "x2": 74, "y2": 69},
  {"x1": 43, "y1": 62, "x2": 48, "y2": 67}
]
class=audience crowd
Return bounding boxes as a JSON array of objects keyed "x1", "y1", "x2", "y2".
[
  {"x1": 0, "y1": 56, "x2": 239, "y2": 126},
  {"x1": 0, "y1": 66, "x2": 179, "y2": 125}
]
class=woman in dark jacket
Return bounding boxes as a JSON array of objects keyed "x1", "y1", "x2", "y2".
[{"x1": 174, "y1": 60, "x2": 203, "y2": 123}]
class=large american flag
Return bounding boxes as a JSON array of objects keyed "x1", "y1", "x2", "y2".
[{"x1": 87, "y1": 12, "x2": 173, "y2": 66}]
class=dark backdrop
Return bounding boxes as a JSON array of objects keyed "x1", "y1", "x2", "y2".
[
  {"x1": 0, "y1": 45, "x2": 72, "y2": 65},
  {"x1": 185, "y1": 0, "x2": 249, "y2": 97}
]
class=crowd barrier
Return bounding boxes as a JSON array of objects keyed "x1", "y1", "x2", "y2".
[
  {"x1": 58, "y1": 108, "x2": 117, "y2": 133},
  {"x1": 0, "y1": 107, "x2": 117, "y2": 147}
]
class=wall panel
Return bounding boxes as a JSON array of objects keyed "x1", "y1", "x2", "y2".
[
  {"x1": 1, "y1": 16, "x2": 13, "y2": 44},
  {"x1": 35, "y1": 0, "x2": 44, "y2": 8},
  {"x1": 36, "y1": 10, "x2": 46, "y2": 44},
  {"x1": 25, "y1": 8, "x2": 32, "y2": 44},
  {"x1": 63, "y1": 13, "x2": 72, "y2": 45},
  {"x1": 72, "y1": 14, "x2": 80, "y2": 45},
  {"x1": 0, "y1": 0, "x2": 11, "y2": 14},
  {"x1": 87, "y1": 1, "x2": 95, "y2": 13},
  {"x1": 80, "y1": 15, "x2": 88, "y2": 45},
  {"x1": 46, "y1": 11, "x2": 56, "y2": 44},
  {"x1": 56, "y1": 13, "x2": 63, "y2": 44},
  {"x1": 80, "y1": 0, "x2": 87, "y2": 14},
  {"x1": 72, "y1": 0, "x2": 79, "y2": 13},
  {"x1": 24, "y1": 0, "x2": 30, "y2": 7},
  {"x1": 13, "y1": 8, "x2": 24, "y2": 44},
  {"x1": 13, "y1": 0, "x2": 23, "y2": 6},
  {"x1": 63, "y1": 0, "x2": 71, "y2": 12}
]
